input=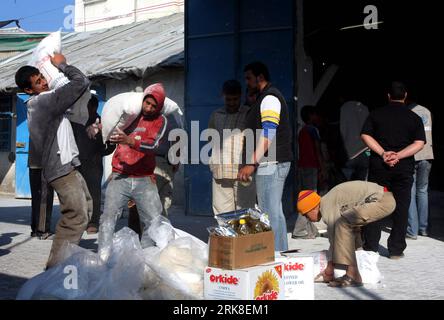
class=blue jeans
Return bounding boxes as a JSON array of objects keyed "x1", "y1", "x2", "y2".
[
  {"x1": 98, "y1": 173, "x2": 162, "y2": 257},
  {"x1": 255, "y1": 162, "x2": 291, "y2": 251},
  {"x1": 407, "y1": 160, "x2": 432, "y2": 236}
]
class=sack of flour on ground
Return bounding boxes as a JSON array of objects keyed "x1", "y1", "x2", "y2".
[
  {"x1": 101, "y1": 92, "x2": 182, "y2": 143},
  {"x1": 29, "y1": 31, "x2": 90, "y2": 125}
]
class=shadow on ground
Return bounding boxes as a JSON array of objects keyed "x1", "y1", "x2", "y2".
[{"x1": 0, "y1": 273, "x2": 28, "y2": 300}]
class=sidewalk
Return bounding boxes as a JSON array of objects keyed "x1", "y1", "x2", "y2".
[{"x1": 1, "y1": 191, "x2": 444, "y2": 300}]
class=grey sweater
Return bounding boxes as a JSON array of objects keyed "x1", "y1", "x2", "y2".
[
  {"x1": 26, "y1": 63, "x2": 90, "y2": 183},
  {"x1": 340, "y1": 101, "x2": 369, "y2": 159}
]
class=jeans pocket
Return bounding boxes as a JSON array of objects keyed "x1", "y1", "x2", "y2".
[
  {"x1": 278, "y1": 163, "x2": 290, "y2": 179},
  {"x1": 257, "y1": 163, "x2": 277, "y2": 176}
]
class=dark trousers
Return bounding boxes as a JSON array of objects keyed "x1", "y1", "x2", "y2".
[
  {"x1": 78, "y1": 159, "x2": 103, "y2": 228},
  {"x1": 342, "y1": 152, "x2": 369, "y2": 181},
  {"x1": 362, "y1": 167, "x2": 414, "y2": 255},
  {"x1": 128, "y1": 205, "x2": 142, "y2": 239},
  {"x1": 29, "y1": 168, "x2": 54, "y2": 233}
]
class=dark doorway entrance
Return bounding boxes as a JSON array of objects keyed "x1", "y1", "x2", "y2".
[{"x1": 303, "y1": 1, "x2": 443, "y2": 189}]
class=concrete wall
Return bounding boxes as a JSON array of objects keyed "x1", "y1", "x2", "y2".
[
  {"x1": 0, "y1": 97, "x2": 16, "y2": 195},
  {"x1": 0, "y1": 157, "x2": 15, "y2": 195},
  {"x1": 75, "y1": 0, "x2": 184, "y2": 32}
]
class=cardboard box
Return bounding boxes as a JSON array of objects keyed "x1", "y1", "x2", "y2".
[
  {"x1": 275, "y1": 254, "x2": 314, "y2": 300},
  {"x1": 208, "y1": 231, "x2": 275, "y2": 270},
  {"x1": 204, "y1": 262, "x2": 285, "y2": 300}
]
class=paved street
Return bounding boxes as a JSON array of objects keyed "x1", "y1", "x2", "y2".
[{"x1": 1, "y1": 191, "x2": 444, "y2": 300}]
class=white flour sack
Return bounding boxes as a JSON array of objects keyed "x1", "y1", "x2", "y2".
[
  {"x1": 101, "y1": 92, "x2": 145, "y2": 143},
  {"x1": 29, "y1": 31, "x2": 90, "y2": 125},
  {"x1": 101, "y1": 92, "x2": 182, "y2": 143},
  {"x1": 29, "y1": 31, "x2": 68, "y2": 89}
]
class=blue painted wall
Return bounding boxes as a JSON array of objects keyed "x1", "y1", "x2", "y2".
[
  {"x1": 15, "y1": 94, "x2": 31, "y2": 198},
  {"x1": 185, "y1": 0, "x2": 296, "y2": 216}
]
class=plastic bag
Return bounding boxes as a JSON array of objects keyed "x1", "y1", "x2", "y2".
[
  {"x1": 355, "y1": 250, "x2": 382, "y2": 284},
  {"x1": 213, "y1": 207, "x2": 271, "y2": 235},
  {"x1": 141, "y1": 230, "x2": 208, "y2": 300},
  {"x1": 17, "y1": 228, "x2": 145, "y2": 300},
  {"x1": 145, "y1": 215, "x2": 175, "y2": 250},
  {"x1": 311, "y1": 250, "x2": 328, "y2": 278}
]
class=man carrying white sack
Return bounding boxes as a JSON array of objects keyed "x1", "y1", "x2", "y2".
[
  {"x1": 296, "y1": 180, "x2": 396, "y2": 287},
  {"x1": 98, "y1": 83, "x2": 167, "y2": 260},
  {"x1": 15, "y1": 54, "x2": 92, "y2": 269}
]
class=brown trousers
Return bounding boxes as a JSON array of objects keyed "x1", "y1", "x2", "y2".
[
  {"x1": 333, "y1": 192, "x2": 396, "y2": 266},
  {"x1": 47, "y1": 170, "x2": 92, "y2": 268}
]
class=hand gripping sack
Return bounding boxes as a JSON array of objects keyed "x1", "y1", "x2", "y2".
[
  {"x1": 100, "y1": 92, "x2": 145, "y2": 143},
  {"x1": 101, "y1": 92, "x2": 182, "y2": 143},
  {"x1": 29, "y1": 31, "x2": 90, "y2": 125}
]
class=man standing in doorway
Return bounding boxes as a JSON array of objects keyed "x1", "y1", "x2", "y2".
[
  {"x1": 238, "y1": 61, "x2": 293, "y2": 251},
  {"x1": 360, "y1": 81, "x2": 425, "y2": 259},
  {"x1": 209, "y1": 80, "x2": 256, "y2": 215}
]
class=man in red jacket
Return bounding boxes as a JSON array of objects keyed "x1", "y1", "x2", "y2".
[{"x1": 98, "y1": 83, "x2": 167, "y2": 260}]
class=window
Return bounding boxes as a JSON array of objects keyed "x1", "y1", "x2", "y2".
[{"x1": 0, "y1": 95, "x2": 13, "y2": 152}]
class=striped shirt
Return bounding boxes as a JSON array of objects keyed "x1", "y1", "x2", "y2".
[{"x1": 260, "y1": 95, "x2": 281, "y2": 140}]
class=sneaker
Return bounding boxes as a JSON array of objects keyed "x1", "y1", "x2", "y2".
[
  {"x1": 406, "y1": 233, "x2": 417, "y2": 240},
  {"x1": 419, "y1": 230, "x2": 429, "y2": 237},
  {"x1": 389, "y1": 253, "x2": 405, "y2": 260}
]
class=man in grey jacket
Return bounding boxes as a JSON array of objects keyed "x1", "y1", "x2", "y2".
[{"x1": 15, "y1": 54, "x2": 92, "y2": 269}]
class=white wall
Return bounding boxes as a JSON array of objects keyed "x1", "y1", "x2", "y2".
[{"x1": 75, "y1": 0, "x2": 184, "y2": 32}]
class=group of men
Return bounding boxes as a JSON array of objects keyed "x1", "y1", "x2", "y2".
[
  {"x1": 16, "y1": 56, "x2": 433, "y2": 290},
  {"x1": 209, "y1": 62, "x2": 293, "y2": 252},
  {"x1": 297, "y1": 81, "x2": 431, "y2": 287},
  {"x1": 208, "y1": 66, "x2": 433, "y2": 288},
  {"x1": 15, "y1": 54, "x2": 179, "y2": 268}
]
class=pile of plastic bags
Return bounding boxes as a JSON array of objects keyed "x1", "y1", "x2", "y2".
[{"x1": 17, "y1": 217, "x2": 208, "y2": 300}]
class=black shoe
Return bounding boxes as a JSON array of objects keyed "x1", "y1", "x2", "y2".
[
  {"x1": 292, "y1": 234, "x2": 317, "y2": 239},
  {"x1": 30, "y1": 231, "x2": 39, "y2": 237},
  {"x1": 419, "y1": 230, "x2": 429, "y2": 237}
]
